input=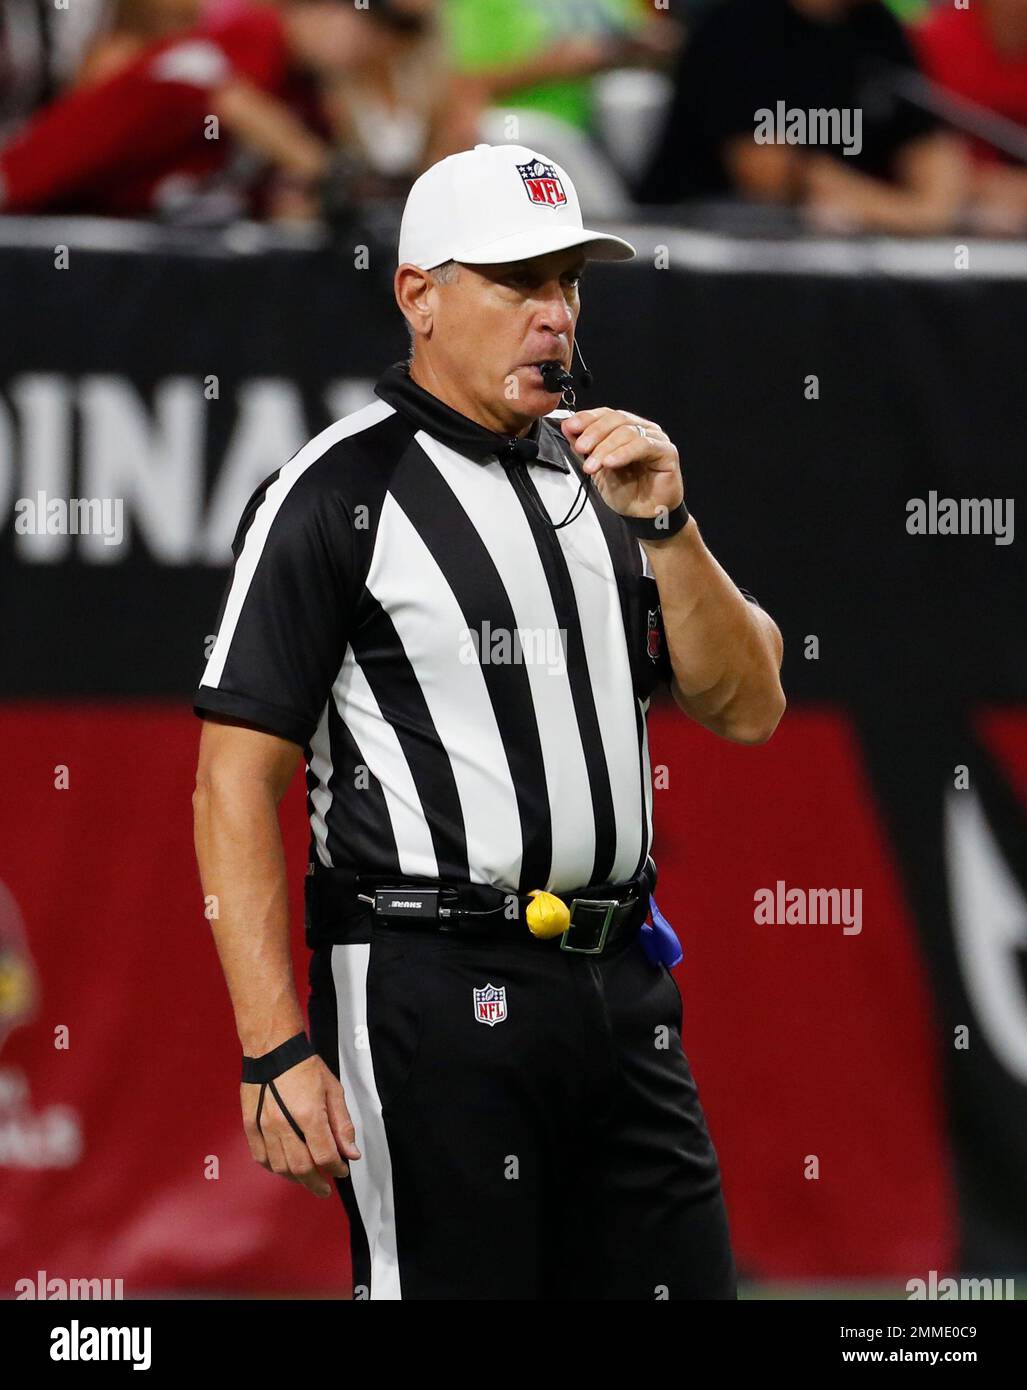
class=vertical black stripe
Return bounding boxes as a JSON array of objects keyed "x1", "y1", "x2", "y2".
[
  {"x1": 505, "y1": 461, "x2": 619, "y2": 884},
  {"x1": 631, "y1": 695, "x2": 651, "y2": 881},
  {"x1": 348, "y1": 594, "x2": 470, "y2": 880},
  {"x1": 388, "y1": 443, "x2": 553, "y2": 892},
  {"x1": 320, "y1": 696, "x2": 403, "y2": 878}
]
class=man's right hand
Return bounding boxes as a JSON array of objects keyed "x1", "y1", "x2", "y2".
[{"x1": 242, "y1": 1055, "x2": 361, "y2": 1199}]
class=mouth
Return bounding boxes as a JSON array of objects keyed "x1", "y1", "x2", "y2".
[{"x1": 523, "y1": 360, "x2": 567, "y2": 383}]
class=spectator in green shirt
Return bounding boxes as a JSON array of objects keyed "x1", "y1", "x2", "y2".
[{"x1": 436, "y1": 0, "x2": 680, "y2": 213}]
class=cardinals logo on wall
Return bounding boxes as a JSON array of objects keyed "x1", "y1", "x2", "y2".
[
  {"x1": 0, "y1": 882, "x2": 37, "y2": 1056},
  {"x1": 0, "y1": 880, "x2": 82, "y2": 1169},
  {"x1": 516, "y1": 158, "x2": 567, "y2": 208}
]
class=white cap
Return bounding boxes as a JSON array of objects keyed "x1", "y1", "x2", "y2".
[{"x1": 398, "y1": 143, "x2": 636, "y2": 269}]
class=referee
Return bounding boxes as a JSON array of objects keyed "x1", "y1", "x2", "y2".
[{"x1": 192, "y1": 143, "x2": 785, "y2": 1300}]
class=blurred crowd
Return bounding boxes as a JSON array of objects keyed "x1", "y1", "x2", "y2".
[{"x1": 0, "y1": 0, "x2": 1026, "y2": 234}]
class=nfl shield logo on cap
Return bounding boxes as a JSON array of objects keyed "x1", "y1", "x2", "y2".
[
  {"x1": 516, "y1": 157, "x2": 568, "y2": 209},
  {"x1": 397, "y1": 142, "x2": 635, "y2": 268},
  {"x1": 473, "y1": 982, "x2": 507, "y2": 1026}
]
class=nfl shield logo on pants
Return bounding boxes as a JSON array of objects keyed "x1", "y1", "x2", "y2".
[{"x1": 473, "y1": 982, "x2": 507, "y2": 1026}]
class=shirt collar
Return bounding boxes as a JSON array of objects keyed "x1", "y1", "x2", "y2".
[{"x1": 374, "y1": 360, "x2": 571, "y2": 473}]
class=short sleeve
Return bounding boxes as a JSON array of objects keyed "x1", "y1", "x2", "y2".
[
  {"x1": 212, "y1": 10, "x2": 290, "y2": 92},
  {"x1": 148, "y1": 12, "x2": 289, "y2": 95},
  {"x1": 194, "y1": 462, "x2": 357, "y2": 748}
]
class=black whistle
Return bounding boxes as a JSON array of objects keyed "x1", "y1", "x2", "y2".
[{"x1": 539, "y1": 360, "x2": 574, "y2": 394}]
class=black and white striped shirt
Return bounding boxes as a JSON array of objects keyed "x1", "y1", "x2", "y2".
[{"x1": 195, "y1": 362, "x2": 671, "y2": 897}]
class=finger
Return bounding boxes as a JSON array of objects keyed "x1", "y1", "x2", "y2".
[
  {"x1": 569, "y1": 408, "x2": 627, "y2": 454},
  {"x1": 574, "y1": 410, "x2": 662, "y2": 458},
  {"x1": 563, "y1": 407, "x2": 658, "y2": 447},
  {"x1": 325, "y1": 1083, "x2": 362, "y2": 1162},
  {"x1": 561, "y1": 408, "x2": 601, "y2": 435},
  {"x1": 582, "y1": 424, "x2": 653, "y2": 473},
  {"x1": 250, "y1": 1082, "x2": 305, "y2": 1185},
  {"x1": 241, "y1": 1085, "x2": 271, "y2": 1168},
  {"x1": 265, "y1": 1131, "x2": 303, "y2": 1185},
  {"x1": 245, "y1": 1131, "x2": 272, "y2": 1170},
  {"x1": 304, "y1": 1115, "x2": 352, "y2": 1181},
  {"x1": 278, "y1": 1124, "x2": 334, "y2": 1199}
]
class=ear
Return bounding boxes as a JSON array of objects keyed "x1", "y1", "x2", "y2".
[{"x1": 395, "y1": 264, "x2": 435, "y2": 343}]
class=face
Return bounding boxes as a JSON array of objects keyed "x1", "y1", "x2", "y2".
[
  {"x1": 417, "y1": 246, "x2": 587, "y2": 432},
  {"x1": 286, "y1": 3, "x2": 376, "y2": 73}
]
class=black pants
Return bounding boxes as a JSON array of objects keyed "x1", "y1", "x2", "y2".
[{"x1": 307, "y1": 922, "x2": 737, "y2": 1300}]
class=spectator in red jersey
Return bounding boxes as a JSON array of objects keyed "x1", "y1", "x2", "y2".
[
  {"x1": 73, "y1": 0, "x2": 203, "y2": 88},
  {"x1": 914, "y1": 0, "x2": 1027, "y2": 234},
  {"x1": 0, "y1": 1, "x2": 374, "y2": 221}
]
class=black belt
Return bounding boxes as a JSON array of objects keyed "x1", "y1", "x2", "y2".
[{"x1": 305, "y1": 856, "x2": 657, "y2": 956}]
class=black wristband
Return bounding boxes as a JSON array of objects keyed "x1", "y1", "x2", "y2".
[
  {"x1": 241, "y1": 1030, "x2": 315, "y2": 1084},
  {"x1": 620, "y1": 500, "x2": 690, "y2": 541}
]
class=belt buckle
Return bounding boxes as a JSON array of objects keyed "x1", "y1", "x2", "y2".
[{"x1": 560, "y1": 898, "x2": 619, "y2": 954}]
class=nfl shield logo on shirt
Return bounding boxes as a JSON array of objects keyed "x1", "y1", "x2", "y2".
[
  {"x1": 516, "y1": 158, "x2": 568, "y2": 209},
  {"x1": 473, "y1": 982, "x2": 508, "y2": 1026}
]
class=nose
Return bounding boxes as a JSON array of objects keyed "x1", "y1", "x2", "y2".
[{"x1": 536, "y1": 281, "x2": 575, "y2": 338}]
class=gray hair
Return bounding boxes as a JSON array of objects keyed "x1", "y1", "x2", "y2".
[{"x1": 406, "y1": 259, "x2": 460, "y2": 359}]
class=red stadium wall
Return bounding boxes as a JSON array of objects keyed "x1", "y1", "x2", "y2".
[{"x1": 0, "y1": 701, "x2": 959, "y2": 1292}]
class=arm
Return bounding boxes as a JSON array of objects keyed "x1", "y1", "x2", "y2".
[
  {"x1": 966, "y1": 161, "x2": 1027, "y2": 236},
  {"x1": 800, "y1": 132, "x2": 968, "y2": 235},
  {"x1": 193, "y1": 713, "x2": 360, "y2": 1198},
  {"x1": 642, "y1": 520, "x2": 785, "y2": 744},
  {"x1": 722, "y1": 131, "x2": 968, "y2": 234},
  {"x1": 462, "y1": 40, "x2": 612, "y2": 95},
  {"x1": 722, "y1": 137, "x2": 804, "y2": 203},
  {"x1": 212, "y1": 76, "x2": 330, "y2": 182},
  {"x1": 443, "y1": 8, "x2": 679, "y2": 104},
  {"x1": 0, "y1": 72, "x2": 329, "y2": 213}
]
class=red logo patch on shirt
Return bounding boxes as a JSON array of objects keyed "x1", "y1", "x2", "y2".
[{"x1": 647, "y1": 608, "x2": 662, "y2": 662}]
